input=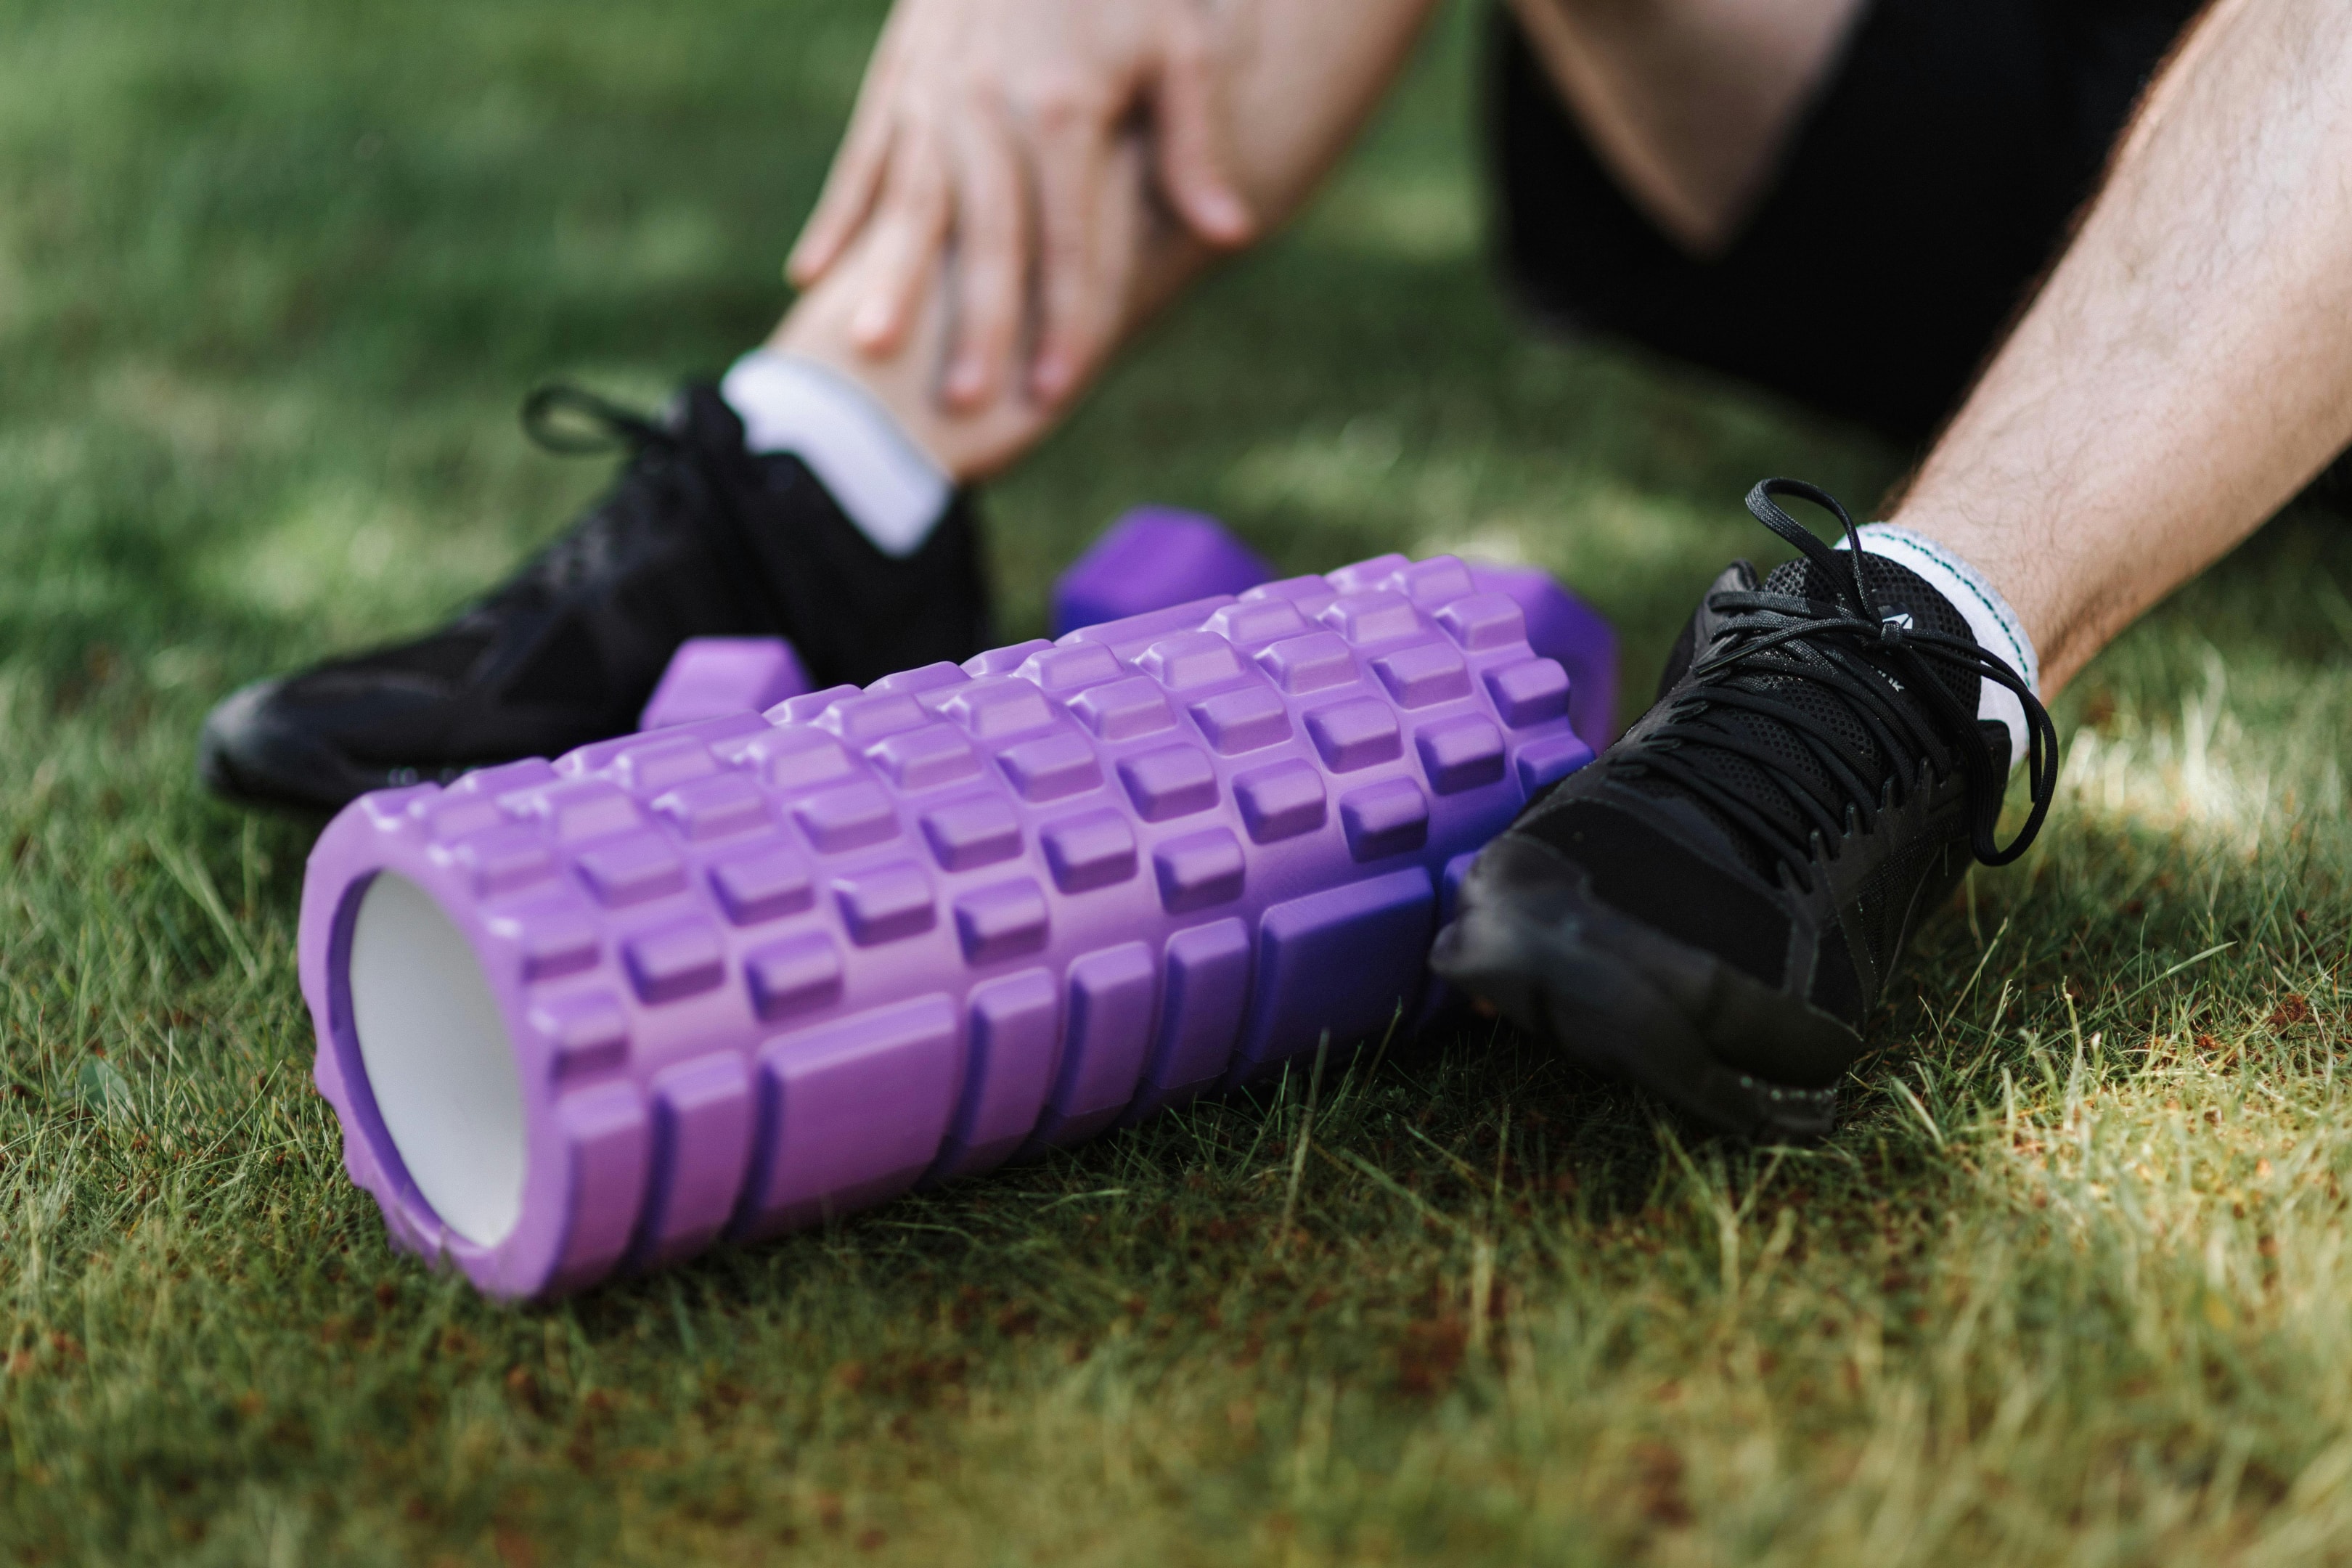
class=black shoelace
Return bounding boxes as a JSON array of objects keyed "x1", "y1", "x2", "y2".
[
  {"x1": 1630, "y1": 478, "x2": 2057, "y2": 892},
  {"x1": 521, "y1": 383, "x2": 676, "y2": 455}
]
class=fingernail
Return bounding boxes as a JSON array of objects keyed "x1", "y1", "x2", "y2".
[{"x1": 1204, "y1": 192, "x2": 1251, "y2": 235}]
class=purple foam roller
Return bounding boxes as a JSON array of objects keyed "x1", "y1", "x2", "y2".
[
  {"x1": 1054, "y1": 508, "x2": 1616, "y2": 744},
  {"x1": 1466, "y1": 564, "x2": 1618, "y2": 744},
  {"x1": 297, "y1": 552, "x2": 1595, "y2": 1299},
  {"x1": 640, "y1": 637, "x2": 812, "y2": 730},
  {"x1": 1052, "y1": 507, "x2": 1275, "y2": 637}
]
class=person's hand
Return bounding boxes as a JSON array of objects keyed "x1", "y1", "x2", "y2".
[{"x1": 785, "y1": 0, "x2": 1257, "y2": 412}]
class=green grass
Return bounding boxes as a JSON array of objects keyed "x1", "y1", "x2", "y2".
[{"x1": 7, "y1": 0, "x2": 2352, "y2": 1561}]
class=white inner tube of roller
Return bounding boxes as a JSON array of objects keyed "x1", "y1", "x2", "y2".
[{"x1": 347, "y1": 872, "x2": 528, "y2": 1248}]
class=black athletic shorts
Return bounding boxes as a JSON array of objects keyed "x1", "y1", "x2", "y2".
[{"x1": 1489, "y1": 0, "x2": 2205, "y2": 448}]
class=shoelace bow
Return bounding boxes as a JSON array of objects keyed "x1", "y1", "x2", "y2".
[
  {"x1": 521, "y1": 383, "x2": 677, "y2": 454},
  {"x1": 1631, "y1": 478, "x2": 2057, "y2": 890}
]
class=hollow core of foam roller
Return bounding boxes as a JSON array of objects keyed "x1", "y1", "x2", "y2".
[{"x1": 297, "y1": 552, "x2": 1599, "y2": 1298}]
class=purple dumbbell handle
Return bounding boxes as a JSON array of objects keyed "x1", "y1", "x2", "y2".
[{"x1": 298, "y1": 551, "x2": 1595, "y2": 1299}]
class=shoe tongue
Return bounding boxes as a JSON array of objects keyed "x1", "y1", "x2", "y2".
[
  {"x1": 1762, "y1": 547, "x2": 1969, "y2": 634},
  {"x1": 1760, "y1": 548, "x2": 1981, "y2": 714},
  {"x1": 682, "y1": 381, "x2": 750, "y2": 452}
]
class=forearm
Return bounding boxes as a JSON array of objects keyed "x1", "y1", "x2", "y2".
[{"x1": 1890, "y1": 0, "x2": 2352, "y2": 693}]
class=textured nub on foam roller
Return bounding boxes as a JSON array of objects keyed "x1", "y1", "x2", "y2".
[{"x1": 298, "y1": 552, "x2": 1598, "y2": 1298}]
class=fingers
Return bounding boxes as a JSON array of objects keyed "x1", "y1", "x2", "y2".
[
  {"x1": 846, "y1": 126, "x2": 953, "y2": 355},
  {"x1": 788, "y1": 112, "x2": 891, "y2": 287},
  {"x1": 786, "y1": 18, "x2": 910, "y2": 287},
  {"x1": 944, "y1": 95, "x2": 1030, "y2": 409},
  {"x1": 1027, "y1": 82, "x2": 1113, "y2": 406},
  {"x1": 1151, "y1": 7, "x2": 1254, "y2": 247}
]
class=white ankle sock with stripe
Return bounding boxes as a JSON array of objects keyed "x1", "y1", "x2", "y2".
[
  {"x1": 1838, "y1": 524, "x2": 2039, "y2": 769},
  {"x1": 719, "y1": 349, "x2": 950, "y2": 559}
]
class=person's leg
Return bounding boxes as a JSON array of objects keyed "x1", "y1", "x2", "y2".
[
  {"x1": 1437, "y1": 0, "x2": 2352, "y2": 1136},
  {"x1": 1889, "y1": 0, "x2": 2352, "y2": 695},
  {"x1": 1503, "y1": 0, "x2": 1866, "y2": 255},
  {"x1": 1490, "y1": 0, "x2": 2207, "y2": 446},
  {"x1": 767, "y1": 0, "x2": 1922, "y2": 482}
]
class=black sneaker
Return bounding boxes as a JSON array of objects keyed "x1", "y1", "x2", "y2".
[
  {"x1": 1432, "y1": 478, "x2": 2056, "y2": 1139},
  {"x1": 199, "y1": 383, "x2": 991, "y2": 812}
]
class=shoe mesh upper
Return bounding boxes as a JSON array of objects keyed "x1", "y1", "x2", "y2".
[
  {"x1": 1621, "y1": 551, "x2": 1980, "y2": 881},
  {"x1": 1518, "y1": 550, "x2": 1985, "y2": 1021}
]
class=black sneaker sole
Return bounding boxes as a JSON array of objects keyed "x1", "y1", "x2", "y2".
[{"x1": 1431, "y1": 834, "x2": 1841, "y2": 1141}]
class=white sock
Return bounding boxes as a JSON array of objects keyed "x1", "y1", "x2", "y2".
[
  {"x1": 719, "y1": 349, "x2": 951, "y2": 558},
  {"x1": 1839, "y1": 524, "x2": 2041, "y2": 769}
]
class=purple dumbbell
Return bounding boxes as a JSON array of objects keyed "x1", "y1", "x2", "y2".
[
  {"x1": 639, "y1": 637, "x2": 814, "y2": 730},
  {"x1": 297, "y1": 552, "x2": 1596, "y2": 1299},
  {"x1": 1052, "y1": 507, "x2": 1276, "y2": 637}
]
